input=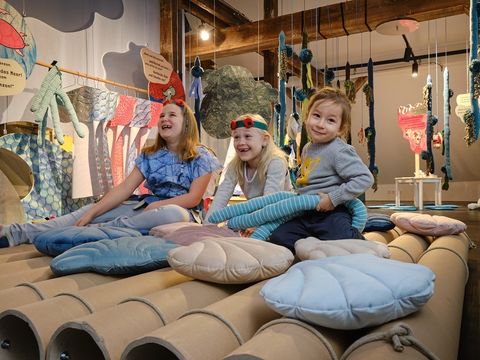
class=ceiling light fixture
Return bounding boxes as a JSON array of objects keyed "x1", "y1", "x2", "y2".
[
  {"x1": 199, "y1": 22, "x2": 210, "y2": 41},
  {"x1": 412, "y1": 60, "x2": 419, "y2": 78}
]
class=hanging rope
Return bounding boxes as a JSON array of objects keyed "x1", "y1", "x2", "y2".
[
  {"x1": 466, "y1": 0, "x2": 480, "y2": 145},
  {"x1": 441, "y1": 67, "x2": 453, "y2": 190},
  {"x1": 340, "y1": 323, "x2": 440, "y2": 360},
  {"x1": 363, "y1": 58, "x2": 378, "y2": 191},
  {"x1": 422, "y1": 75, "x2": 437, "y2": 175}
]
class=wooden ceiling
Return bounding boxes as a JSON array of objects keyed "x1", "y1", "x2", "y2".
[{"x1": 181, "y1": 0, "x2": 469, "y2": 61}]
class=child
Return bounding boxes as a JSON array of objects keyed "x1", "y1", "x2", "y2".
[
  {"x1": 269, "y1": 87, "x2": 374, "y2": 252},
  {"x1": 205, "y1": 114, "x2": 291, "y2": 225},
  {"x1": 0, "y1": 99, "x2": 221, "y2": 247}
]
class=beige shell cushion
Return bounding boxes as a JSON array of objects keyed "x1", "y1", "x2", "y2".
[
  {"x1": 167, "y1": 237, "x2": 294, "y2": 284},
  {"x1": 390, "y1": 212, "x2": 467, "y2": 236},
  {"x1": 295, "y1": 238, "x2": 390, "y2": 261}
]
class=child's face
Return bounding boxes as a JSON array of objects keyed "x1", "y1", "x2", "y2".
[
  {"x1": 306, "y1": 100, "x2": 343, "y2": 144},
  {"x1": 232, "y1": 127, "x2": 267, "y2": 166},
  {"x1": 158, "y1": 103, "x2": 184, "y2": 142}
]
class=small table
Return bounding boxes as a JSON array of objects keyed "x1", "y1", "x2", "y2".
[{"x1": 395, "y1": 176, "x2": 442, "y2": 210}]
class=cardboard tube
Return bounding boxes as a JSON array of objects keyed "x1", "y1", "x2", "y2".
[
  {"x1": 0, "y1": 266, "x2": 54, "y2": 291},
  {"x1": 225, "y1": 318, "x2": 357, "y2": 360},
  {"x1": 47, "y1": 281, "x2": 243, "y2": 360},
  {"x1": 0, "y1": 250, "x2": 43, "y2": 264},
  {"x1": 0, "y1": 272, "x2": 122, "y2": 312},
  {"x1": 0, "y1": 269, "x2": 189, "y2": 360},
  {"x1": 341, "y1": 234, "x2": 469, "y2": 360},
  {"x1": 0, "y1": 256, "x2": 51, "y2": 274},
  {"x1": 0, "y1": 244, "x2": 36, "y2": 255},
  {"x1": 387, "y1": 233, "x2": 429, "y2": 263},
  {"x1": 363, "y1": 227, "x2": 403, "y2": 244},
  {"x1": 122, "y1": 281, "x2": 280, "y2": 360}
]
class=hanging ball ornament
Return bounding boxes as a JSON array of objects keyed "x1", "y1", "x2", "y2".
[
  {"x1": 299, "y1": 48, "x2": 313, "y2": 64},
  {"x1": 285, "y1": 45, "x2": 293, "y2": 58},
  {"x1": 274, "y1": 103, "x2": 282, "y2": 113},
  {"x1": 325, "y1": 67, "x2": 335, "y2": 84},
  {"x1": 295, "y1": 88, "x2": 307, "y2": 102}
]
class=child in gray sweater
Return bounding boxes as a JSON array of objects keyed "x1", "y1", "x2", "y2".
[{"x1": 270, "y1": 87, "x2": 373, "y2": 252}]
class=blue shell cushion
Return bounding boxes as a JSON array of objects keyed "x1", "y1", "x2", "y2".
[
  {"x1": 50, "y1": 236, "x2": 178, "y2": 275},
  {"x1": 364, "y1": 213, "x2": 395, "y2": 232},
  {"x1": 34, "y1": 226, "x2": 142, "y2": 256},
  {"x1": 260, "y1": 254, "x2": 435, "y2": 330}
]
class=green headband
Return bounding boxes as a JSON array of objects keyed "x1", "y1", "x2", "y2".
[{"x1": 230, "y1": 117, "x2": 268, "y2": 131}]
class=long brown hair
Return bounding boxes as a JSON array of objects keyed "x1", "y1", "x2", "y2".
[
  {"x1": 142, "y1": 102, "x2": 200, "y2": 161},
  {"x1": 228, "y1": 114, "x2": 287, "y2": 188}
]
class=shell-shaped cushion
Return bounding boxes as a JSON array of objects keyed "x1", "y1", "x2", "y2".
[
  {"x1": 149, "y1": 222, "x2": 201, "y2": 237},
  {"x1": 167, "y1": 237, "x2": 294, "y2": 284},
  {"x1": 294, "y1": 238, "x2": 390, "y2": 260},
  {"x1": 34, "y1": 226, "x2": 142, "y2": 257},
  {"x1": 390, "y1": 212, "x2": 466, "y2": 236},
  {"x1": 51, "y1": 236, "x2": 178, "y2": 275},
  {"x1": 260, "y1": 254, "x2": 435, "y2": 330}
]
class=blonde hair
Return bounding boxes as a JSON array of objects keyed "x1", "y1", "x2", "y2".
[
  {"x1": 143, "y1": 102, "x2": 200, "y2": 161},
  {"x1": 307, "y1": 87, "x2": 351, "y2": 137},
  {"x1": 228, "y1": 114, "x2": 287, "y2": 188}
]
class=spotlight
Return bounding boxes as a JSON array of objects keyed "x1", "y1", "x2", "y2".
[
  {"x1": 199, "y1": 23, "x2": 210, "y2": 41},
  {"x1": 412, "y1": 60, "x2": 418, "y2": 78}
]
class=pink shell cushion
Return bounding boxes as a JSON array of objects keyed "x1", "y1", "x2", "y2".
[
  {"x1": 390, "y1": 212, "x2": 466, "y2": 236},
  {"x1": 150, "y1": 223, "x2": 238, "y2": 246},
  {"x1": 149, "y1": 222, "x2": 201, "y2": 237},
  {"x1": 167, "y1": 237, "x2": 294, "y2": 284}
]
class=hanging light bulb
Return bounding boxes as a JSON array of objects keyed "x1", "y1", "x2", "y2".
[
  {"x1": 199, "y1": 23, "x2": 210, "y2": 41},
  {"x1": 412, "y1": 60, "x2": 418, "y2": 78}
]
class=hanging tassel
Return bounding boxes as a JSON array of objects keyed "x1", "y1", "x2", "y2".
[
  {"x1": 441, "y1": 68, "x2": 453, "y2": 190},
  {"x1": 188, "y1": 56, "x2": 204, "y2": 139},
  {"x1": 365, "y1": 58, "x2": 378, "y2": 191},
  {"x1": 421, "y1": 75, "x2": 436, "y2": 175}
]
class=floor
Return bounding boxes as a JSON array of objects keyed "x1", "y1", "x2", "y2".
[{"x1": 366, "y1": 201, "x2": 480, "y2": 360}]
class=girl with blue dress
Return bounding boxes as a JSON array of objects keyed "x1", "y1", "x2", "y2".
[{"x1": 0, "y1": 99, "x2": 221, "y2": 247}]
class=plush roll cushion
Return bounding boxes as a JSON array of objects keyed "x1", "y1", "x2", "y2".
[
  {"x1": 364, "y1": 213, "x2": 395, "y2": 232},
  {"x1": 390, "y1": 212, "x2": 467, "y2": 236},
  {"x1": 50, "y1": 236, "x2": 178, "y2": 275},
  {"x1": 294, "y1": 238, "x2": 390, "y2": 261},
  {"x1": 34, "y1": 226, "x2": 142, "y2": 256},
  {"x1": 149, "y1": 222, "x2": 201, "y2": 237},
  {"x1": 167, "y1": 237, "x2": 294, "y2": 284},
  {"x1": 159, "y1": 224, "x2": 238, "y2": 246},
  {"x1": 260, "y1": 254, "x2": 435, "y2": 330}
]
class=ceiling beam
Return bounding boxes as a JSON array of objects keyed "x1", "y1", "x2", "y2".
[
  {"x1": 181, "y1": 0, "x2": 250, "y2": 27},
  {"x1": 185, "y1": 0, "x2": 468, "y2": 60}
]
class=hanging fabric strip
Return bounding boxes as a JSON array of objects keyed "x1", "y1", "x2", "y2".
[
  {"x1": 466, "y1": 0, "x2": 480, "y2": 144},
  {"x1": 364, "y1": 58, "x2": 378, "y2": 191},
  {"x1": 441, "y1": 67, "x2": 453, "y2": 190},
  {"x1": 421, "y1": 75, "x2": 437, "y2": 175}
]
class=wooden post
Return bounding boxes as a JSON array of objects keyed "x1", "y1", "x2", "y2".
[
  {"x1": 263, "y1": 0, "x2": 278, "y2": 89},
  {"x1": 160, "y1": 0, "x2": 183, "y2": 76}
]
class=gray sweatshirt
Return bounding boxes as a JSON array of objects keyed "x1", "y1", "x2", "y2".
[{"x1": 296, "y1": 138, "x2": 373, "y2": 206}]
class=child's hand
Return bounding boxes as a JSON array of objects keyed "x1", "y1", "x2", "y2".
[{"x1": 316, "y1": 192, "x2": 335, "y2": 212}]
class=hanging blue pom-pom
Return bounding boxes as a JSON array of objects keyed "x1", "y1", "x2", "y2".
[
  {"x1": 295, "y1": 88, "x2": 307, "y2": 101},
  {"x1": 285, "y1": 45, "x2": 293, "y2": 58},
  {"x1": 274, "y1": 103, "x2": 282, "y2": 113},
  {"x1": 325, "y1": 67, "x2": 335, "y2": 84},
  {"x1": 299, "y1": 48, "x2": 313, "y2": 64},
  {"x1": 470, "y1": 59, "x2": 480, "y2": 74}
]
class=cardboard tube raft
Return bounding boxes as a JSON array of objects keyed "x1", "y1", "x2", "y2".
[
  {"x1": 0, "y1": 250, "x2": 43, "y2": 264},
  {"x1": 0, "y1": 272, "x2": 122, "y2": 312},
  {"x1": 0, "y1": 269, "x2": 189, "y2": 360},
  {"x1": 47, "y1": 281, "x2": 243, "y2": 360},
  {"x1": 0, "y1": 256, "x2": 51, "y2": 274},
  {"x1": 225, "y1": 318, "x2": 357, "y2": 360},
  {"x1": 363, "y1": 227, "x2": 403, "y2": 244},
  {"x1": 0, "y1": 266, "x2": 54, "y2": 291},
  {"x1": 122, "y1": 281, "x2": 280, "y2": 360},
  {"x1": 386, "y1": 233, "x2": 429, "y2": 263},
  {"x1": 341, "y1": 233, "x2": 470, "y2": 360}
]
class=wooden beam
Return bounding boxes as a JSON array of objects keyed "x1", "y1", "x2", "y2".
[
  {"x1": 160, "y1": 0, "x2": 183, "y2": 72},
  {"x1": 185, "y1": 0, "x2": 250, "y2": 26},
  {"x1": 185, "y1": 0, "x2": 468, "y2": 60},
  {"x1": 180, "y1": 0, "x2": 229, "y2": 28}
]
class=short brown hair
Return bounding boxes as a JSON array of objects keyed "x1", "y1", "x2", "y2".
[{"x1": 307, "y1": 87, "x2": 351, "y2": 136}]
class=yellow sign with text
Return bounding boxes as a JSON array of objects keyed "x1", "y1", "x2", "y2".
[
  {"x1": 140, "y1": 48, "x2": 172, "y2": 84},
  {"x1": 0, "y1": 59, "x2": 26, "y2": 96}
]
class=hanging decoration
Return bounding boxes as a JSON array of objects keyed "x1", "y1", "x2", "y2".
[
  {"x1": 465, "y1": 0, "x2": 480, "y2": 144},
  {"x1": 421, "y1": 75, "x2": 438, "y2": 175},
  {"x1": 276, "y1": 31, "x2": 292, "y2": 146},
  {"x1": 0, "y1": 0, "x2": 37, "y2": 78},
  {"x1": 30, "y1": 65, "x2": 85, "y2": 146},
  {"x1": 441, "y1": 67, "x2": 453, "y2": 190},
  {"x1": 297, "y1": 31, "x2": 314, "y2": 156},
  {"x1": 344, "y1": 62, "x2": 356, "y2": 103},
  {"x1": 188, "y1": 56, "x2": 204, "y2": 138},
  {"x1": 363, "y1": 58, "x2": 378, "y2": 191}
]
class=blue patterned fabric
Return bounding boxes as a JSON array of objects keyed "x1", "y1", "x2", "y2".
[
  {"x1": 33, "y1": 226, "x2": 142, "y2": 256},
  {"x1": 208, "y1": 192, "x2": 367, "y2": 240},
  {"x1": 364, "y1": 213, "x2": 395, "y2": 232},
  {"x1": 135, "y1": 146, "x2": 221, "y2": 199},
  {"x1": 50, "y1": 236, "x2": 178, "y2": 275}
]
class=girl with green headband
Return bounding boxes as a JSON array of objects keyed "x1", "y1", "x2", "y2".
[{"x1": 205, "y1": 114, "x2": 292, "y2": 229}]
